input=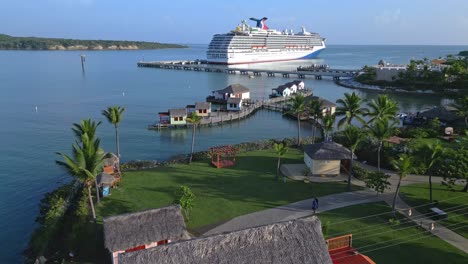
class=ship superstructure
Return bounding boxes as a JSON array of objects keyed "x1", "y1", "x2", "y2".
[{"x1": 207, "y1": 18, "x2": 326, "y2": 64}]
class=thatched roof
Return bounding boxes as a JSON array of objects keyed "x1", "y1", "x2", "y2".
[
  {"x1": 216, "y1": 84, "x2": 250, "y2": 94},
  {"x1": 103, "y1": 205, "x2": 189, "y2": 252},
  {"x1": 97, "y1": 172, "x2": 115, "y2": 186},
  {"x1": 103, "y1": 153, "x2": 119, "y2": 167},
  {"x1": 195, "y1": 102, "x2": 211, "y2": 110},
  {"x1": 304, "y1": 142, "x2": 352, "y2": 160},
  {"x1": 169, "y1": 108, "x2": 187, "y2": 117},
  {"x1": 419, "y1": 106, "x2": 458, "y2": 122},
  {"x1": 119, "y1": 216, "x2": 332, "y2": 264}
]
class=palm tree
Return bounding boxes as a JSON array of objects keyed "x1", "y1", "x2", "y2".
[
  {"x1": 391, "y1": 154, "x2": 413, "y2": 217},
  {"x1": 369, "y1": 118, "x2": 394, "y2": 172},
  {"x1": 102, "y1": 106, "x2": 126, "y2": 158},
  {"x1": 291, "y1": 94, "x2": 306, "y2": 145},
  {"x1": 321, "y1": 114, "x2": 336, "y2": 142},
  {"x1": 56, "y1": 134, "x2": 106, "y2": 220},
  {"x1": 422, "y1": 141, "x2": 443, "y2": 204},
  {"x1": 187, "y1": 112, "x2": 202, "y2": 164},
  {"x1": 307, "y1": 99, "x2": 323, "y2": 144},
  {"x1": 335, "y1": 92, "x2": 368, "y2": 128},
  {"x1": 274, "y1": 142, "x2": 288, "y2": 181},
  {"x1": 367, "y1": 95, "x2": 399, "y2": 124},
  {"x1": 72, "y1": 119, "x2": 101, "y2": 141},
  {"x1": 342, "y1": 125, "x2": 365, "y2": 191},
  {"x1": 450, "y1": 96, "x2": 468, "y2": 127}
]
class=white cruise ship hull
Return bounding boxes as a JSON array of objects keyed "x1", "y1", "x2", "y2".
[{"x1": 208, "y1": 45, "x2": 326, "y2": 64}]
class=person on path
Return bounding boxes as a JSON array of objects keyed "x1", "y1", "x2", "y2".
[{"x1": 312, "y1": 197, "x2": 319, "y2": 214}]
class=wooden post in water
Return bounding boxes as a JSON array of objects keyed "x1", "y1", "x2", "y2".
[{"x1": 80, "y1": 55, "x2": 86, "y2": 73}]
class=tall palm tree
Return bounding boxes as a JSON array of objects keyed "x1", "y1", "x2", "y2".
[
  {"x1": 367, "y1": 95, "x2": 399, "y2": 125},
  {"x1": 291, "y1": 94, "x2": 306, "y2": 145},
  {"x1": 369, "y1": 118, "x2": 394, "y2": 172},
  {"x1": 335, "y1": 92, "x2": 368, "y2": 128},
  {"x1": 450, "y1": 96, "x2": 468, "y2": 127},
  {"x1": 187, "y1": 112, "x2": 202, "y2": 164},
  {"x1": 391, "y1": 154, "x2": 413, "y2": 217},
  {"x1": 102, "y1": 106, "x2": 126, "y2": 158},
  {"x1": 308, "y1": 99, "x2": 323, "y2": 144},
  {"x1": 274, "y1": 142, "x2": 288, "y2": 182},
  {"x1": 72, "y1": 119, "x2": 101, "y2": 141},
  {"x1": 56, "y1": 134, "x2": 106, "y2": 220},
  {"x1": 422, "y1": 141, "x2": 443, "y2": 204},
  {"x1": 342, "y1": 125, "x2": 365, "y2": 191},
  {"x1": 321, "y1": 114, "x2": 336, "y2": 142}
]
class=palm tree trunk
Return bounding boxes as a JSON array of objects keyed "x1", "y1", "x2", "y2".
[
  {"x1": 115, "y1": 125, "x2": 120, "y2": 158},
  {"x1": 297, "y1": 114, "x2": 301, "y2": 146},
  {"x1": 348, "y1": 151, "x2": 353, "y2": 191},
  {"x1": 87, "y1": 185, "x2": 96, "y2": 220},
  {"x1": 377, "y1": 141, "x2": 382, "y2": 172},
  {"x1": 312, "y1": 118, "x2": 317, "y2": 144},
  {"x1": 94, "y1": 178, "x2": 100, "y2": 204},
  {"x1": 276, "y1": 157, "x2": 281, "y2": 181},
  {"x1": 189, "y1": 124, "x2": 196, "y2": 163},
  {"x1": 429, "y1": 173, "x2": 433, "y2": 204},
  {"x1": 392, "y1": 178, "x2": 402, "y2": 218}
]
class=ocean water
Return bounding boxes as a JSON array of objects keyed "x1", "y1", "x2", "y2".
[{"x1": 0, "y1": 44, "x2": 466, "y2": 262}]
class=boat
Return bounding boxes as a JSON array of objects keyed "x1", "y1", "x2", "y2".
[{"x1": 207, "y1": 17, "x2": 326, "y2": 64}]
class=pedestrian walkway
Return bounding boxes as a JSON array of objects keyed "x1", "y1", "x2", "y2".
[
  {"x1": 204, "y1": 190, "x2": 380, "y2": 236},
  {"x1": 381, "y1": 194, "x2": 468, "y2": 254}
]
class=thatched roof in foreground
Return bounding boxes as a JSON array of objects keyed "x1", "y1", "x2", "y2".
[
  {"x1": 119, "y1": 216, "x2": 332, "y2": 264},
  {"x1": 304, "y1": 142, "x2": 352, "y2": 160},
  {"x1": 103, "y1": 205, "x2": 189, "y2": 252}
]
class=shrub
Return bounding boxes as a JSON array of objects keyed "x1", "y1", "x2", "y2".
[
  {"x1": 352, "y1": 165, "x2": 369, "y2": 180},
  {"x1": 174, "y1": 186, "x2": 196, "y2": 221},
  {"x1": 365, "y1": 171, "x2": 391, "y2": 195}
]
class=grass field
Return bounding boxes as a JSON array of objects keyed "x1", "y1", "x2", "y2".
[
  {"x1": 400, "y1": 183, "x2": 468, "y2": 239},
  {"x1": 96, "y1": 148, "x2": 362, "y2": 231},
  {"x1": 318, "y1": 202, "x2": 468, "y2": 264}
]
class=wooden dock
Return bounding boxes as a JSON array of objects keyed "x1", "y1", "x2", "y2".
[
  {"x1": 137, "y1": 61, "x2": 359, "y2": 80},
  {"x1": 148, "y1": 91, "x2": 312, "y2": 130}
]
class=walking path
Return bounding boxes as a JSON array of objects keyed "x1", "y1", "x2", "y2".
[
  {"x1": 205, "y1": 161, "x2": 468, "y2": 254},
  {"x1": 204, "y1": 190, "x2": 380, "y2": 236}
]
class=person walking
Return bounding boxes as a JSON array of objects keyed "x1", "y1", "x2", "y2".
[{"x1": 312, "y1": 197, "x2": 319, "y2": 214}]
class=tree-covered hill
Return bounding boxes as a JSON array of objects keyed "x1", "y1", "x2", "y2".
[{"x1": 0, "y1": 34, "x2": 187, "y2": 50}]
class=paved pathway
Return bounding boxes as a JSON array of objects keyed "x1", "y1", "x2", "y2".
[{"x1": 204, "y1": 190, "x2": 380, "y2": 236}]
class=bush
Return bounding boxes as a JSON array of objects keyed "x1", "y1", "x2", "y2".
[
  {"x1": 352, "y1": 165, "x2": 369, "y2": 180},
  {"x1": 365, "y1": 171, "x2": 391, "y2": 195},
  {"x1": 174, "y1": 186, "x2": 196, "y2": 221}
]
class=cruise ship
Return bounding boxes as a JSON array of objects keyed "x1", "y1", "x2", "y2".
[{"x1": 207, "y1": 17, "x2": 326, "y2": 64}]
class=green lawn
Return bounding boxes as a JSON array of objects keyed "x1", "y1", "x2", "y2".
[
  {"x1": 97, "y1": 148, "x2": 362, "y2": 231},
  {"x1": 400, "y1": 183, "x2": 468, "y2": 239},
  {"x1": 411, "y1": 136, "x2": 468, "y2": 150},
  {"x1": 318, "y1": 202, "x2": 468, "y2": 264}
]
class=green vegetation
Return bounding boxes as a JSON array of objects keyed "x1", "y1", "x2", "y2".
[
  {"x1": 400, "y1": 183, "x2": 468, "y2": 239},
  {"x1": 459, "y1": 51, "x2": 468, "y2": 57},
  {"x1": 291, "y1": 94, "x2": 306, "y2": 145},
  {"x1": 0, "y1": 33, "x2": 186, "y2": 50},
  {"x1": 102, "y1": 106, "x2": 125, "y2": 158},
  {"x1": 319, "y1": 202, "x2": 468, "y2": 264},
  {"x1": 97, "y1": 148, "x2": 362, "y2": 230},
  {"x1": 173, "y1": 186, "x2": 196, "y2": 221}
]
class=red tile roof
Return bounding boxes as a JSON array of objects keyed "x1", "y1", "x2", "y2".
[{"x1": 329, "y1": 247, "x2": 376, "y2": 264}]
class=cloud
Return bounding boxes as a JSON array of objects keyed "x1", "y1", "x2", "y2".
[{"x1": 375, "y1": 9, "x2": 401, "y2": 26}]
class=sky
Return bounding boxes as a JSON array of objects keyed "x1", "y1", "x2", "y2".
[{"x1": 1, "y1": 0, "x2": 468, "y2": 45}]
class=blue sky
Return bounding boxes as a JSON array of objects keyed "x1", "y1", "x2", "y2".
[{"x1": 1, "y1": 0, "x2": 468, "y2": 45}]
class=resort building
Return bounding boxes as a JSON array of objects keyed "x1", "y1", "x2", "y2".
[
  {"x1": 186, "y1": 104, "x2": 196, "y2": 114},
  {"x1": 118, "y1": 216, "x2": 332, "y2": 264},
  {"x1": 195, "y1": 102, "x2": 211, "y2": 117},
  {"x1": 285, "y1": 82, "x2": 298, "y2": 93},
  {"x1": 303, "y1": 142, "x2": 352, "y2": 176},
  {"x1": 309, "y1": 96, "x2": 336, "y2": 116},
  {"x1": 271, "y1": 85, "x2": 291, "y2": 97},
  {"x1": 212, "y1": 84, "x2": 250, "y2": 101},
  {"x1": 227, "y1": 97, "x2": 243, "y2": 111},
  {"x1": 169, "y1": 108, "x2": 187, "y2": 125},
  {"x1": 103, "y1": 205, "x2": 191, "y2": 264},
  {"x1": 292, "y1": 80, "x2": 305, "y2": 90}
]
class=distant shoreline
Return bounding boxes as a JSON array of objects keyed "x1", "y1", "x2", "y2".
[{"x1": 0, "y1": 34, "x2": 187, "y2": 50}]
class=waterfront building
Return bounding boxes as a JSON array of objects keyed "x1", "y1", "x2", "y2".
[
  {"x1": 285, "y1": 82, "x2": 298, "y2": 93},
  {"x1": 292, "y1": 80, "x2": 305, "y2": 90},
  {"x1": 169, "y1": 108, "x2": 187, "y2": 125},
  {"x1": 303, "y1": 142, "x2": 352, "y2": 176},
  {"x1": 227, "y1": 97, "x2": 243, "y2": 111},
  {"x1": 195, "y1": 102, "x2": 211, "y2": 117},
  {"x1": 309, "y1": 96, "x2": 336, "y2": 116},
  {"x1": 271, "y1": 85, "x2": 291, "y2": 97},
  {"x1": 186, "y1": 104, "x2": 196, "y2": 114},
  {"x1": 212, "y1": 84, "x2": 250, "y2": 101},
  {"x1": 103, "y1": 205, "x2": 190, "y2": 264}
]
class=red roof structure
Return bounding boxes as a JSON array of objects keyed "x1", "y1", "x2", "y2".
[
  {"x1": 209, "y1": 145, "x2": 236, "y2": 168},
  {"x1": 326, "y1": 234, "x2": 375, "y2": 264}
]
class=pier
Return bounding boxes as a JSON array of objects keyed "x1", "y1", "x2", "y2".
[
  {"x1": 137, "y1": 61, "x2": 359, "y2": 80},
  {"x1": 148, "y1": 91, "x2": 312, "y2": 130}
]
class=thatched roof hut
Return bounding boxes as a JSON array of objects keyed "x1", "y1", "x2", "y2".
[
  {"x1": 103, "y1": 205, "x2": 190, "y2": 254},
  {"x1": 119, "y1": 216, "x2": 332, "y2": 264},
  {"x1": 304, "y1": 142, "x2": 352, "y2": 160},
  {"x1": 97, "y1": 172, "x2": 115, "y2": 186}
]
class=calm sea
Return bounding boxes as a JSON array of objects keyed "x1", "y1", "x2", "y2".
[{"x1": 0, "y1": 44, "x2": 466, "y2": 262}]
